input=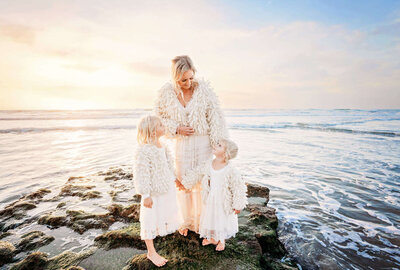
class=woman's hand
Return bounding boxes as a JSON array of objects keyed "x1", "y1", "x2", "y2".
[
  {"x1": 177, "y1": 126, "x2": 195, "y2": 136},
  {"x1": 143, "y1": 197, "x2": 153, "y2": 208},
  {"x1": 175, "y1": 179, "x2": 186, "y2": 191},
  {"x1": 234, "y1": 209, "x2": 241, "y2": 214}
]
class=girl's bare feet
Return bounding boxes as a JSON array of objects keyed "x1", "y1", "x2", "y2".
[
  {"x1": 178, "y1": 228, "x2": 188, "y2": 236},
  {"x1": 216, "y1": 241, "x2": 225, "y2": 251},
  {"x1": 146, "y1": 252, "x2": 168, "y2": 267},
  {"x1": 202, "y1": 238, "x2": 218, "y2": 246}
]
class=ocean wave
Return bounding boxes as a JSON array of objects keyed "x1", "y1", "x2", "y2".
[
  {"x1": 230, "y1": 123, "x2": 400, "y2": 137},
  {"x1": 0, "y1": 125, "x2": 136, "y2": 134}
]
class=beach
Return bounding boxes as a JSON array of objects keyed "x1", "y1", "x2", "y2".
[{"x1": 0, "y1": 109, "x2": 399, "y2": 269}]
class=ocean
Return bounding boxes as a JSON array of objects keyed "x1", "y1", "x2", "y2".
[{"x1": 0, "y1": 109, "x2": 399, "y2": 269}]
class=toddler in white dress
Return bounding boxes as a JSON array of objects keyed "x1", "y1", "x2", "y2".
[
  {"x1": 180, "y1": 139, "x2": 247, "y2": 251},
  {"x1": 133, "y1": 115, "x2": 182, "y2": 267}
]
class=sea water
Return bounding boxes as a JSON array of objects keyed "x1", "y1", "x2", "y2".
[{"x1": 0, "y1": 109, "x2": 399, "y2": 269}]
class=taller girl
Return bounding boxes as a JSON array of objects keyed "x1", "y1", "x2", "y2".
[{"x1": 154, "y1": 55, "x2": 229, "y2": 236}]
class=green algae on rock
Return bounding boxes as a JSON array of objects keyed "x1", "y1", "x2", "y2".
[
  {"x1": 91, "y1": 183, "x2": 299, "y2": 270},
  {"x1": 0, "y1": 166, "x2": 299, "y2": 269},
  {"x1": 16, "y1": 231, "x2": 55, "y2": 252},
  {"x1": 10, "y1": 248, "x2": 96, "y2": 270},
  {"x1": 0, "y1": 240, "x2": 16, "y2": 266}
]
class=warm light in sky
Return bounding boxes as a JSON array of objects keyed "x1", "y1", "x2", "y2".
[{"x1": 0, "y1": 0, "x2": 399, "y2": 110}]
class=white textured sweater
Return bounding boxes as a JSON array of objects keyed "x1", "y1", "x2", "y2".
[
  {"x1": 133, "y1": 144, "x2": 175, "y2": 197},
  {"x1": 180, "y1": 159, "x2": 248, "y2": 215},
  {"x1": 154, "y1": 77, "x2": 229, "y2": 147}
]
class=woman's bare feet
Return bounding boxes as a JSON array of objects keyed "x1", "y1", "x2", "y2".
[
  {"x1": 178, "y1": 228, "x2": 188, "y2": 236},
  {"x1": 215, "y1": 241, "x2": 225, "y2": 251},
  {"x1": 146, "y1": 252, "x2": 168, "y2": 267}
]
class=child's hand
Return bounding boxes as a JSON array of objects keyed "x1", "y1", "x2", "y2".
[
  {"x1": 234, "y1": 209, "x2": 241, "y2": 214},
  {"x1": 143, "y1": 197, "x2": 153, "y2": 208},
  {"x1": 175, "y1": 179, "x2": 186, "y2": 191}
]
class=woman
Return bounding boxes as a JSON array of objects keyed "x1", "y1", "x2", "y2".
[{"x1": 154, "y1": 55, "x2": 229, "y2": 236}]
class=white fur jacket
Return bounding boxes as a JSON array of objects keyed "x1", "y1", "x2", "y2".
[
  {"x1": 180, "y1": 159, "x2": 248, "y2": 215},
  {"x1": 154, "y1": 77, "x2": 229, "y2": 147},
  {"x1": 133, "y1": 144, "x2": 175, "y2": 197}
]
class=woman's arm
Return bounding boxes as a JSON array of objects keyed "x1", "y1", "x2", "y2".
[
  {"x1": 205, "y1": 81, "x2": 229, "y2": 147},
  {"x1": 153, "y1": 84, "x2": 180, "y2": 138}
]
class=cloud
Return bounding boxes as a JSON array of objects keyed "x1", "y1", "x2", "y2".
[
  {"x1": 0, "y1": 22, "x2": 36, "y2": 45},
  {"x1": 127, "y1": 62, "x2": 168, "y2": 76},
  {"x1": 0, "y1": 1, "x2": 399, "y2": 109}
]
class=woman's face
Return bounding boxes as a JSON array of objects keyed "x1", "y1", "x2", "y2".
[{"x1": 177, "y1": 69, "x2": 194, "y2": 90}]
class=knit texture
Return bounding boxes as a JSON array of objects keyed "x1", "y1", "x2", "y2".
[
  {"x1": 133, "y1": 144, "x2": 175, "y2": 196},
  {"x1": 181, "y1": 159, "x2": 248, "y2": 215},
  {"x1": 153, "y1": 77, "x2": 229, "y2": 147}
]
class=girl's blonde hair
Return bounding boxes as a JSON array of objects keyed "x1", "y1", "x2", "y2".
[
  {"x1": 137, "y1": 115, "x2": 162, "y2": 145},
  {"x1": 171, "y1": 55, "x2": 199, "y2": 95},
  {"x1": 222, "y1": 139, "x2": 238, "y2": 161}
]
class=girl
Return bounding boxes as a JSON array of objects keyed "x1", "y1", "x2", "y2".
[
  {"x1": 133, "y1": 115, "x2": 182, "y2": 267},
  {"x1": 180, "y1": 139, "x2": 248, "y2": 251}
]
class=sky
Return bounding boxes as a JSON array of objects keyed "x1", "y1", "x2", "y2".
[{"x1": 0, "y1": 0, "x2": 399, "y2": 110}]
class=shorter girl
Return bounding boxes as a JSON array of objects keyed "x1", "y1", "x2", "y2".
[
  {"x1": 133, "y1": 115, "x2": 182, "y2": 267},
  {"x1": 179, "y1": 139, "x2": 247, "y2": 251}
]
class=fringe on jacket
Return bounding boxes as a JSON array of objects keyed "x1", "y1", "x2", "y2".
[
  {"x1": 153, "y1": 77, "x2": 229, "y2": 147},
  {"x1": 133, "y1": 144, "x2": 175, "y2": 197},
  {"x1": 180, "y1": 159, "x2": 248, "y2": 215}
]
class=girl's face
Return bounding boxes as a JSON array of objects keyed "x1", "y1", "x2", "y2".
[
  {"x1": 177, "y1": 69, "x2": 194, "y2": 91},
  {"x1": 155, "y1": 121, "x2": 165, "y2": 138},
  {"x1": 212, "y1": 141, "x2": 226, "y2": 159}
]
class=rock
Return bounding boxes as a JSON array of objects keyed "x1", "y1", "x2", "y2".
[
  {"x1": 246, "y1": 183, "x2": 270, "y2": 204},
  {"x1": 120, "y1": 183, "x2": 298, "y2": 269},
  {"x1": 59, "y1": 184, "x2": 96, "y2": 198},
  {"x1": 9, "y1": 248, "x2": 96, "y2": 270},
  {"x1": 0, "y1": 231, "x2": 13, "y2": 240},
  {"x1": 64, "y1": 266, "x2": 86, "y2": 270},
  {"x1": 57, "y1": 202, "x2": 66, "y2": 208},
  {"x1": 16, "y1": 231, "x2": 55, "y2": 252},
  {"x1": 0, "y1": 202, "x2": 37, "y2": 219},
  {"x1": 24, "y1": 188, "x2": 52, "y2": 200},
  {"x1": 10, "y1": 251, "x2": 48, "y2": 270},
  {"x1": 0, "y1": 240, "x2": 16, "y2": 266},
  {"x1": 38, "y1": 209, "x2": 116, "y2": 234},
  {"x1": 38, "y1": 214, "x2": 68, "y2": 227},
  {"x1": 107, "y1": 203, "x2": 140, "y2": 222},
  {"x1": 247, "y1": 204, "x2": 279, "y2": 230},
  {"x1": 94, "y1": 223, "x2": 145, "y2": 250},
  {"x1": 81, "y1": 190, "x2": 102, "y2": 200},
  {"x1": 0, "y1": 166, "x2": 299, "y2": 269}
]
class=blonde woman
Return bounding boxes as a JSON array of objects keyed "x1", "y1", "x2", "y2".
[
  {"x1": 154, "y1": 55, "x2": 229, "y2": 236},
  {"x1": 133, "y1": 115, "x2": 182, "y2": 267}
]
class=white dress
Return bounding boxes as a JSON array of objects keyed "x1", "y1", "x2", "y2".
[
  {"x1": 199, "y1": 165, "x2": 239, "y2": 242},
  {"x1": 139, "y1": 147, "x2": 183, "y2": 240},
  {"x1": 175, "y1": 106, "x2": 213, "y2": 233}
]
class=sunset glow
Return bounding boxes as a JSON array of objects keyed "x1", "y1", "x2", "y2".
[{"x1": 1, "y1": 0, "x2": 399, "y2": 109}]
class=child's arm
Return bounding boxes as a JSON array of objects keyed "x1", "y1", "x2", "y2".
[
  {"x1": 230, "y1": 168, "x2": 248, "y2": 213},
  {"x1": 180, "y1": 162, "x2": 207, "y2": 190},
  {"x1": 133, "y1": 147, "x2": 152, "y2": 198}
]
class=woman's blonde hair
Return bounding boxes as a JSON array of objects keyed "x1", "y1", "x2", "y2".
[
  {"x1": 137, "y1": 115, "x2": 162, "y2": 145},
  {"x1": 222, "y1": 139, "x2": 238, "y2": 161},
  {"x1": 171, "y1": 55, "x2": 199, "y2": 95}
]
